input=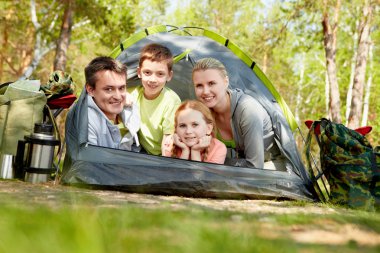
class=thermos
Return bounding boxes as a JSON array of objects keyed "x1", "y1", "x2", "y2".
[
  {"x1": 15, "y1": 123, "x2": 60, "y2": 183},
  {"x1": 0, "y1": 153, "x2": 14, "y2": 179}
]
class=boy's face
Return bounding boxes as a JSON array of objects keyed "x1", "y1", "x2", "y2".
[
  {"x1": 138, "y1": 59, "x2": 173, "y2": 100},
  {"x1": 86, "y1": 70, "x2": 127, "y2": 121}
]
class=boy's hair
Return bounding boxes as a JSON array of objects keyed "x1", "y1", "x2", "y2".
[
  {"x1": 139, "y1": 43, "x2": 173, "y2": 72},
  {"x1": 85, "y1": 56, "x2": 127, "y2": 89},
  {"x1": 192, "y1": 57, "x2": 228, "y2": 79},
  {"x1": 174, "y1": 100, "x2": 216, "y2": 136}
]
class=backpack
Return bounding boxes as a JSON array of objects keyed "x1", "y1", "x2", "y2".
[
  {"x1": 305, "y1": 118, "x2": 379, "y2": 211},
  {"x1": 0, "y1": 80, "x2": 47, "y2": 156}
]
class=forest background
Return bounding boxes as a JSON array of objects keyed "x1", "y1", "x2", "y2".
[{"x1": 1, "y1": 0, "x2": 379, "y2": 148}]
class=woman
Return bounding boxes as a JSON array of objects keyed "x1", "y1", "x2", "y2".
[{"x1": 192, "y1": 57, "x2": 288, "y2": 170}]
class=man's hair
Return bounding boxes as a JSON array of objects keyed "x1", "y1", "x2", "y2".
[
  {"x1": 192, "y1": 57, "x2": 228, "y2": 79},
  {"x1": 139, "y1": 43, "x2": 173, "y2": 72},
  {"x1": 85, "y1": 56, "x2": 127, "y2": 88}
]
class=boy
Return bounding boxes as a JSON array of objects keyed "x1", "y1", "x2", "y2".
[
  {"x1": 85, "y1": 56, "x2": 140, "y2": 151},
  {"x1": 129, "y1": 43, "x2": 181, "y2": 155}
]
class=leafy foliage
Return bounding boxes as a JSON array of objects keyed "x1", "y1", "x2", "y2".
[{"x1": 0, "y1": 0, "x2": 379, "y2": 145}]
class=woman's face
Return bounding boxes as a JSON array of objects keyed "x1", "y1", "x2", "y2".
[{"x1": 193, "y1": 69, "x2": 228, "y2": 109}]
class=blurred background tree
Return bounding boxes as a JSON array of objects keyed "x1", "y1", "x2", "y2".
[{"x1": 0, "y1": 0, "x2": 379, "y2": 146}]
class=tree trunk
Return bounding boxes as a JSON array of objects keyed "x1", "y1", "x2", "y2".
[
  {"x1": 54, "y1": 0, "x2": 73, "y2": 71},
  {"x1": 19, "y1": 0, "x2": 66, "y2": 80},
  {"x1": 361, "y1": 38, "x2": 373, "y2": 127},
  {"x1": 0, "y1": 17, "x2": 8, "y2": 80},
  {"x1": 324, "y1": 71, "x2": 331, "y2": 119},
  {"x1": 345, "y1": 18, "x2": 359, "y2": 125},
  {"x1": 18, "y1": 0, "x2": 41, "y2": 80},
  {"x1": 322, "y1": 0, "x2": 341, "y2": 123},
  {"x1": 347, "y1": 1, "x2": 372, "y2": 129}
]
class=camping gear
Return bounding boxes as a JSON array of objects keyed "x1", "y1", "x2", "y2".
[
  {"x1": 0, "y1": 71, "x2": 76, "y2": 182},
  {"x1": 47, "y1": 94, "x2": 77, "y2": 110},
  {"x1": 0, "y1": 80, "x2": 47, "y2": 157},
  {"x1": 305, "y1": 120, "x2": 373, "y2": 136},
  {"x1": 14, "y1": 123, "x2": 60, "y2": 183},
  {"x1": 61, "y1": 25, "x2": 318, "y2": 201},
  {"x1": 0, "y1": 154, "x2": 13, "y2": 179},
  {"x1": 40, "y1": 70, "x2": 75, "y2": 100},
  {"x1": 305, "y1": 118, "x2": 379, "y2": 210},
  {"x1": 42, "y1": 70, "x2": 76, "y2": 118},
  {"x1": 375, "y1": 147, "x2": 380, "y2": 208}
]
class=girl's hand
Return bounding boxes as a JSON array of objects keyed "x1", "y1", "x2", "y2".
[
  {"x1": 191, "y1": 135, "x2": 211, "y2": 152},
  {"x1": 173, "y1": 134, "x2": 189, "y2": 150},
  {"x1": 173, "y1": 134, "x2": 190, "y2": 159}
]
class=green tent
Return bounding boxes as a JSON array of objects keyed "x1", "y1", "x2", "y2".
[{"x1": 62, "y1": 25, "x2": 318, "y2": 201}]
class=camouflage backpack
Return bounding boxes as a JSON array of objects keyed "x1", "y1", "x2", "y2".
[
  {"x1": 305, "y1": 118, "x2": 379, "y2": 210},
  {"x1": 40, "y1": 70, "x2": 75, "y2": 99}
]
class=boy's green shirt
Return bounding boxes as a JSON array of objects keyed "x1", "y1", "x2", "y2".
[{"x1": 129, "y1": 86, "x2": 181, "y2": 155}]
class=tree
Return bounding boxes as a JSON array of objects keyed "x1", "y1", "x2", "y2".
[
  {"x1": 321, "y1": 0, "x2": 341, "y2": 123},
  {"x1": 361, "y1": 38, "x2": 373, "y2": 126},
  {"x1": 54, "y1": 0, "x2": 73, "y2": 71},
  {"x1": 0, "y1": 0, "x2": 136, "y2": 83},
  {"x1": 18, "y1": 0, "x2": 58, "y2": 80},
  {"x1": 133, "y1": 0, "x2": 168, "y2": 29},
  {"x1": 347, "y1": 0, "x2": 374, "y2": 129},
  {"x1": 0, "y1": 1, "x2": 42, "y2": 81}
]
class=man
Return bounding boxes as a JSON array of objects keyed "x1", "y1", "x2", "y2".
[{"x1": 85, "y1": 56, "x2": 140, "y2": 151}]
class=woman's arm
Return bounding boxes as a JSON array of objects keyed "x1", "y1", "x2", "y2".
[{"x1": 237, "y1": 98, "x2": 267, "y2": 168}]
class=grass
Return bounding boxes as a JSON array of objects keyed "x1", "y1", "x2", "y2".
[{"x1": 0, "y1": 182, "x2": 380, "y2": 253}]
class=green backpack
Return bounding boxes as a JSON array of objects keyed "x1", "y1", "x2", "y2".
[
  {"x1": 305, "y1": 118, "x2": 379, "y2": 211},
  {"x1": 0, "y1": 80, "x2": 47, "y2": 156}
]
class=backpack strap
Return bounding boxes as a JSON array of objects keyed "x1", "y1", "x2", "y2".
[
  {"x1": 0, "y1": 82, "x2": 13, "y2": 95},
  {"x1": 304, "y1": 120, "x2": 329, "y2": 202}
]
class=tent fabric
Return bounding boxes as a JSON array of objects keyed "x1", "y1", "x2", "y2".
[{"x1": 61, "y1": 25, "x2": 318, "y2": 201}]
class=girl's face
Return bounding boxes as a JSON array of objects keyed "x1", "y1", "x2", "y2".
[
  {"x1": 176, "y1": 108, "x2": 213, "y2": 147},
  {"x1": 193, "y1": 69, "x2": 228, "y2": 109}
]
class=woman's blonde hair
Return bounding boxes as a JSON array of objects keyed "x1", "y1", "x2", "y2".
[
  {"x1": 172, "y1": 100, "x2": 216, "y2": 161},
  {"x1": 192, "y1": 57, "x2": 228, "y2": 79}
]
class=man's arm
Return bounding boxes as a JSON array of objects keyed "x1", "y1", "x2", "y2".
[{"x1": 87, "y1": 122, "x2": 99, "y2": 145}]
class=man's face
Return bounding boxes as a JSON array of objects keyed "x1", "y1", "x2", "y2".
[
  {"x1": 86, "y1": 70, "x2": 126, "y2": 121},
  {"x1": 137, "y1": 59, "x2": 173, "y2": 100}
]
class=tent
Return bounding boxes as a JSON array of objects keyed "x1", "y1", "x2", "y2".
[{"x1": 61, "y1": 25, "x2": 318, "y2": 201}]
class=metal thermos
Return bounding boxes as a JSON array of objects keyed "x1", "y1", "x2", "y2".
[
  {"x1": 15, "y1": 123, "x2": 60, "y2": 183},
  {"x1": 0, "y1": 154, "x2": 14, "y2": 179}
]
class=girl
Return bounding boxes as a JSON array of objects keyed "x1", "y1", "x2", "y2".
[{"x1": 163, "y1": 100, "x2": 227, "y2": 164}]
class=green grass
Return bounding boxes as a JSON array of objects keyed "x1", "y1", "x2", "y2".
[{"x1": 1, "y1": 188, "x2": 380, "y2": 253}]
